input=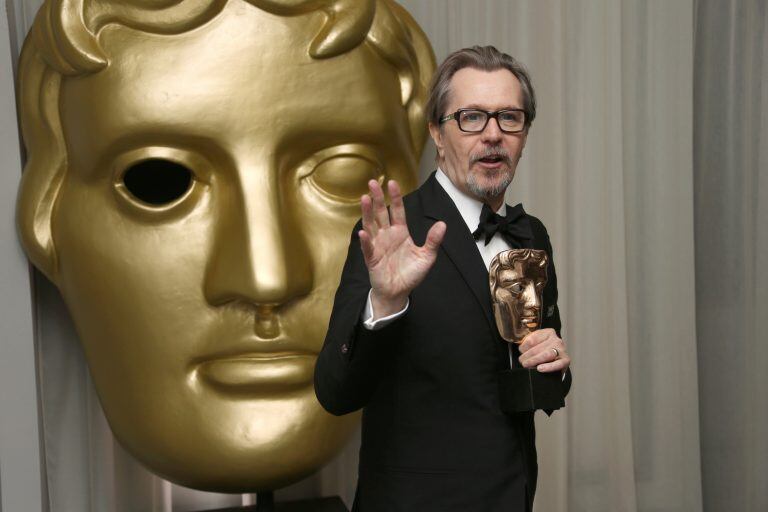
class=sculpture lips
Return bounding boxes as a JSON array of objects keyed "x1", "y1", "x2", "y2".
[{"x1": 197, "y1": 353, "x2": 315, "y2": 394}]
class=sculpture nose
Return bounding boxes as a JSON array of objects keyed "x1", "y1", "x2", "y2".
[
  {"x1": 204, "y1": 167, "x2": 313, "y2": 336},
  {"x1": 522, "y1": 281, "x2": 540, "y2": 311}
]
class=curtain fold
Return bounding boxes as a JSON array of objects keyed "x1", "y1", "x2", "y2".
[
  {"x1": 694, "y1": 1, "x2": 768, "y2": 510},
  {"x1": 620, "y1": 2, "x2": 703, "y2": 511}
]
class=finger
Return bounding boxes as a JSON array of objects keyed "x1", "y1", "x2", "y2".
[
  {"x1": 519, "y1": 340, "x2": 564, "y2": 368},
  {"x1": 518, "y1": 328, "x2": 556, "y2": 353},
  {"x1": 369, "y1": 180, "x2": 390, "y2": 229},
  {"x1": 518, "y1": 332, "x2": 542, "y2": 353},
  {"x1": 422, "y1": 221, "x2": 446, "y2": 255},
  {"x1": 519, "y1": 346, "x2": 553, "y2": 368},
  {"x1": 359, "y1": 230, "x2": 375, "y2": 265},
  {"x1": 388, "y1": 180, "x2": 407, "y2": 226},
  {"x1": 536, "y1": 356, "x2": 571, "y2": 374},
  {"x1": 360, "y1": 194, "x2": 378, "y2": 237}
]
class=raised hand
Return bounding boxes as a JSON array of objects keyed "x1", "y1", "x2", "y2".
[{"x1": 359, "y1": 180, "x2": 446, "y2": 319}]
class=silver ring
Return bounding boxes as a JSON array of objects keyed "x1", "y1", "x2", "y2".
[{"x1": 551, "y1": 348, "x2": 560, "y2": 358}]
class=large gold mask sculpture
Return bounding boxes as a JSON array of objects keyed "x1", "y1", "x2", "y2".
[{"x1": 16, "y1": 0, "x2": 434, "y2": 492}]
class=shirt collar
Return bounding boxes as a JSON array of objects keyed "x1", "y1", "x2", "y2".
[{"x1": 434, "y1": 167, "x2": 507, "y2": 232}]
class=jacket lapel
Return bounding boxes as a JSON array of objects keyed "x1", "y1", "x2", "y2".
[{"x1": 416, "y1": 173, "x2": 497, "y2": 332}]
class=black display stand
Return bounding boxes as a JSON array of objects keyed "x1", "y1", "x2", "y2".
[
  {"x1": 498, "y1": 368, "x2": 565, "y2": 413},
  {"x1": 202, "y1": 492, "x2": 348, "y2": 512}
]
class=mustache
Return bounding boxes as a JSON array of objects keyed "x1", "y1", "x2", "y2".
[{"x1": 469, "y1": 146, "x2": 511, "y2": 165}]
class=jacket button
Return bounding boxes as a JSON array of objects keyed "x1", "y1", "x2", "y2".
[{"x1": 341, "y1": 344, "x2": 349, "y2": 354}]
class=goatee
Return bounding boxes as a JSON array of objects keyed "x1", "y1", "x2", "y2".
[{"x1": 467, "y1": 146, "x2": 514, "y2": 200}]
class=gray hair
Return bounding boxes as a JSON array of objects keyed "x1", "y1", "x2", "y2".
[{"x1": 426, "y1": 45, "x2": 536, "y2": 129}]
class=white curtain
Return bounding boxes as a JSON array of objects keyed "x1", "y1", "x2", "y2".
[
  {"x1": 694, "y1": 1, "x2": 768, "y2": 510},
  {"x1": 7, "y1": 0, "x2": 763, "y2": 511}
]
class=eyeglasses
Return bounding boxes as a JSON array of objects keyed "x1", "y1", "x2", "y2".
[{"x1": 439, "y1": 108, "x2": 527, "y2": 134}]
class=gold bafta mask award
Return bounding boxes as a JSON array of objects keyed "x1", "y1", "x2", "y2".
[
  {"x1": 490, "y1": 249, "x2": 565, "y2": 413},
  {"x1": 15, "y1": 0, "x2": 434, "y2": 498}
]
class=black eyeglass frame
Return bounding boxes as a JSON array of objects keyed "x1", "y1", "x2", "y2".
[{"x1": 438, "y1": 108, "x2": 528, "y2": 134}]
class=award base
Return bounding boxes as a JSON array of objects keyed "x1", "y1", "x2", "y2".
[
  {"x1": 498, "y1": 368, "x2": 565, "y2": 413},
  {"x1": 205, "y1": 495, "x2": 348, "y2": 512}
]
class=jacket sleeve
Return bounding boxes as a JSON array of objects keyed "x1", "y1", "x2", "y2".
[
  {"x1": 531, "y1": 217, "x2": 572, "y2": 398},
  {"x1": 314, "y1": 221, "x2": 405, "y2": 416}
]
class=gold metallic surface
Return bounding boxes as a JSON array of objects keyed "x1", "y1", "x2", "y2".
[
  {"x1": 16, "y1": 0, "x2": 434, "y2": 492},
  {"x1": 489, "y1": 249, "x2": 549, "y2": 344}
]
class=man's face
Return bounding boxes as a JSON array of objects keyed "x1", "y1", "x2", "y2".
[
  {"x1": 492, "y1": 255, "x2": 547, "y2": 344},
  {"x1": 53, "y1": 1, "x2": 417, "y2": 491},
  {"x1": 428, "y1": 68, "x2": 527, "y2": 203}
]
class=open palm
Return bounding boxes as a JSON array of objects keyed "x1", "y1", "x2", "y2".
[{"x1": 359, "y1": 180, "x2": 446, "y2": 317}]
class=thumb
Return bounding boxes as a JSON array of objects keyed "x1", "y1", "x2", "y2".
[{"x1": 423, "y1": 221, "x2": 446, "y2": 254}]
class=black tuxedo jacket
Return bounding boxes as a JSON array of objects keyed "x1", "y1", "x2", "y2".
[{"x1": 315, "y1": 173, "x2": 570, "y2": 512}]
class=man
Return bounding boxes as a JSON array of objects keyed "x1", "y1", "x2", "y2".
[{"x1": 315, "y1": 45, "x2": 572, "y2": 511}]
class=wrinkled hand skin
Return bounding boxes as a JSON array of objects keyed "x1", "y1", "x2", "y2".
[
  {"x1": 518, "y1": 328, "x2": 571, "y2": 374},
  {"x1": 359, "y1": 179, "x2": 446, "y2": 319}
]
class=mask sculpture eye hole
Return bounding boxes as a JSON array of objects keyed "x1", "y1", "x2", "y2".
[{"x1": 122, "y1": 159, "x2": 193, "y2": 205}]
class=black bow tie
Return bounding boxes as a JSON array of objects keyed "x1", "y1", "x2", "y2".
[{"x1": 472, "y1": 203, "x2": 532, "y2": 248}]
